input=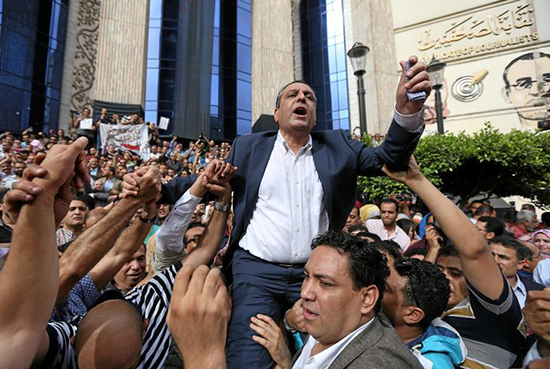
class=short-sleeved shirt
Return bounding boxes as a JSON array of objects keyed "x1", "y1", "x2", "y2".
[
  {"x1": 42, "y1": 321, "x2": 78, "y2": 369},
  {"x1": 442, "y1": 274, "x2": 529, "y2": 368},
  {"x1": 42, "y1": 264, "x2": 181, "y2": 368},
  {"x1": 51, "y1": 274, "x2": 102, "y2": 323},
  {"x1": 125, "y1": 262, "x2": 181, "y2": 368}
]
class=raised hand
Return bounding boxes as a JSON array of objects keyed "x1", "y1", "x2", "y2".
[
  {"x1": 250, "y1": 314, "x2": 292, "y2": 369},
  {"x1": 134, "y1": 166, "x2": 161, "y2": 204},
  {"x1": 32, "y1": 137, "x2": 90, "y2": 197},
  {"x1": 203, "y1": 159, "x2": 237, "y2": 185},
  {"x1": 396, "y1": 56, "x2": 431, "y2": 115},
  {"x1": 202, "y1": 175, "x2": 232, "y2": 204},
  {"x1": 524, "y1": 289, "x2": 550, "y2": 344},
  {"x1": 167, "y1": 265, "x2": 231, "y2": 369},
  {"x1": 2, "y1": 166, "x2": 47, "y2": 226},
  {"x1": 381, "y1": 155, "x2": 423, "y2": 186},
  {"x1": 286, "y1": 298, "x2": 306, "y2": 333},
  {"x1": 120, "y1": 168, "x2": 147, "y2": 198}
]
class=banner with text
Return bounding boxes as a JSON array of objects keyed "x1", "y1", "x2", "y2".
[{"x1": 100, "y1": 124, "x2": 149, "y2": 159}]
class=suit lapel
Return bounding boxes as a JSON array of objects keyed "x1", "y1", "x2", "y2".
[
  {"x1": 312, "y1": 139, "x2": 332, "y2": 223},
  {"x1": 328, "y1": 316, "x2": 384, "y2": 369},
  {"x1": 245, "y1": 135, "x2": 277, "y2": 214}
]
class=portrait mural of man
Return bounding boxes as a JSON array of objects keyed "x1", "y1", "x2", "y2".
[{"x1": 502, "y1": 51, "x2": 550, "y2": 130}]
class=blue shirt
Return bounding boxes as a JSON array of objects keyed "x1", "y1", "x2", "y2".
[
  {"x1": 51, "y1": 274, "x2": 101, "y2": 322},
  {"x1": 534, "y1": 259, "x2": 550, "y2": 287}
]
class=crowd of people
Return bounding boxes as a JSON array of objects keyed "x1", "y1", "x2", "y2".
[{"x1": 0, "y1": 56, "x2": 549, "y2": 369}]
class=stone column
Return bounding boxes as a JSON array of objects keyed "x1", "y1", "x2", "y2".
[
  {"x1": 251, "y1": 0, "x2": 295, "y2": 125},
  {"x1": 93, "y1": 0, "x2": 149, "y2": 107},
  {"x1": 345, "y1": 0, "x2": 398, "y2": 135},
  {"x1": 59, "y1": 0, "x2": 101, "y2": 131}
]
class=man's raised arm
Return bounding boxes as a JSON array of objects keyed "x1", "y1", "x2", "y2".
[
  {"x1": 87, "y1": 167, "x2": 161, "y2": 290},
  {"x1": 356, "y1": 56, "x2": 430, "y2": 175},
  {"x1": 57, "y1": 166, "x2": 160, "y2": 301},
  {"x1": 0, "y1": 138, "x2": 88, "y2": 368},
  {"x1": 383, "y1": 156, "x2": 504, "y2": 300}
]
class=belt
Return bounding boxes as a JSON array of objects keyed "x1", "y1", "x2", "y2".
[{"x1": 272, "y1": 262, "x2": 306, "y2": 268}]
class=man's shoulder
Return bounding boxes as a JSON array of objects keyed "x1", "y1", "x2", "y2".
[
  {"x1": 331, "y1": 315, "x2": 423, "y2": 368},
  {"x1": 520, "y1": 275, "x2": 545, "y2": 291},
  {"x1": 233, "y1": 131, "x2": 278, "y2": 144}
]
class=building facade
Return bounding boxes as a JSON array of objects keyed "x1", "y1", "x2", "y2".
[
  {"x1": 0, "y1": 0, "x2": 69, "y2": 133},
  {"x1": 393, "y1": 0, "x2": 550, "y2": 134},
  {"x1": 4, "y1": 0, "x2": 547, "y2": 138}
]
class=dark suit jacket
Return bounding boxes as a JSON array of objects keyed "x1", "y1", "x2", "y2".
[
  {"x1": 290, "y1": 314, "x2": 424, "y2": 369},
  {"x1": 519, "y1": 274, "x2": 544, "y2": 292},
  {"x1": 163, "y1": 121, "x2": 423, "y2": 270}
]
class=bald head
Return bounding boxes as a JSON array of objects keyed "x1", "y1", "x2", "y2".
[{"x1": 75, "y1": 300, "x2": 144, "y2": 369}]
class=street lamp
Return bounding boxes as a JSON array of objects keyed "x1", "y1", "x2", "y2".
[
  {"x1": 426, "y1": 57, "x2": 447, "y2": 134},
  {"x1": 347, "y1": 42, "x2": 369, "y2": 137}
]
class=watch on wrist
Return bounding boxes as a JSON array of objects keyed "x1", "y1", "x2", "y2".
[
  {"x1": 139, "y1": 215, "x2": 157, "y2": 224},
  {"x1": 283, "y1": 311, "x2": 298, "y2": 334},
  {"x1": 214, "y1": 200, "x2": 230, "y2": 213}
]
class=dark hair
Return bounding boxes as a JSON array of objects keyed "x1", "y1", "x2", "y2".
[
  {"x1": 355, "y1": 231, "x2": 382, "y2": 242},
  {"x1": 542, "y1": 212, "x2": 550, "y2": 227},
  {"x1": 474, "y1": 204, "x2": 494, "y2": 217},
  {"x1": 404, "y1": 247, "x2": 428, "y2": 258},
  {"x1": 311, "y1": 231, "x2": 389, "y2": 312},
  {"x1": 74, "y1": 195, "x2": 93, "y2": 210},
  {"x1": 488, "y1": 235, "x2": 531, "y2": 261},
  {"x1": 380, "y1": 198, "x2": 399, "y2": 213},
  {"x1": 477, "y1": 216, "x2": 505, "y2": 237},
  {"x1": 397, "y1": 219, "x2": 416, "y2": 236},
  {"x1": 503, "y1": 52, "x2": 550, "y2": 88},
  {"x1": 437, "y1": 244, "x2": 459, "y2": 259},
  {"x1": 183, "y1": 222, "x2": 205, "y2": 244},
  {"x1": 371, "y1": 240, "x2": 403, "y2": 262},
  {"x1": 395, "y1": 258, "x2": 450, "y2": 329},
  {"x1": 348, "y1": 224, "x2": 368, "y2": 234},
  {"x1": 275, "y1": 80, "x2": 317, "y2": 109},
  {"x1": 469, "y1": 200, "x2": 485, "y2": 207}
]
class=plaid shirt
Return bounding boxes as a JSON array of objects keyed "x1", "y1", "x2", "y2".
[{"x1": 56, "y1": 228, "x2": 75, "y2": 247}]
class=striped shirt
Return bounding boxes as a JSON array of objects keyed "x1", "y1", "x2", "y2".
[
  {"x1": 42, "y1": 263, "x2": 181, "y2": 368},
  {"x1": 125, "y1": 262, "x2": 181, "y2": 368},
  {"x1": 442, "y1": 274, "x2": 530, "y2": 368},
  {"x1": 43, "y1": 322, "x2": 78, "y2": 369}
]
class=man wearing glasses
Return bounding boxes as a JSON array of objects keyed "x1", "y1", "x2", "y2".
[{"x1": 502, "y1": 51, "x2": 550, "y2": 129}]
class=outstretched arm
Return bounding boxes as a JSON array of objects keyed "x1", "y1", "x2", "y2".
[
  {"x1": 183, "y1": 178, "x2": 232, "y2": 269},
  {"x1": 356, "y1": 56, "x2": 430, "y2": 175},
  {"x1": 58, "y1": 167, "x2": 160, "y2": 301},
  {"x1": 383, "y1": 156, "x2": 504, "y2": 300},
  {"x1": 0, "y1": 138, "x2": 88, "y2": 368}
]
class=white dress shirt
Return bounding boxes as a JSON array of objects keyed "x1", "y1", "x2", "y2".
[
  {"x1": 366, "y1": 219, "x2": 411, "y2": 251},
  {"x1": 512, "y1": 275, "x2": 527, "y2": 309},
  {"x1": 292, "y1": 318, "x2": 374, "y2": 369},
  {"x1": 155, "y1": 190, "x2": 202, "y2": 253},
  {"x1": 240, "y1": 132, "x2": 328, "y2": 264},
  {"x1": 240, "y1": 109, "x2": 423, "y2": 264}
]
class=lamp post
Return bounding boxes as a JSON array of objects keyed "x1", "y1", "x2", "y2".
[
  {"x1": 426, "y1": 57, "x2": 447, "y2": 134},
  {"x1": 347, "y1": 42, "x2": 369, "y2": 137}
]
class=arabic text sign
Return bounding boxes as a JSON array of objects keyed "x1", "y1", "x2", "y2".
[
  {"x1": 99, "y1": 124, "x2": 149, "y2": 158},
  {"x1": 417, "y1": 2, "x2": 535, "y2": 52},
  {"x1": 395, "y1": 1, "x2": 540, "y2": 64}
]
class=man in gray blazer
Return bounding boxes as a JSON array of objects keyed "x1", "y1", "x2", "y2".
[{"x1": 250, "y1": 231, "x2": 424, "y2": 369}]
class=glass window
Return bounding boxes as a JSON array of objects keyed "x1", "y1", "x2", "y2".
[{"x1": 300, "y1": 0, "x2": 349, "y2": 132}]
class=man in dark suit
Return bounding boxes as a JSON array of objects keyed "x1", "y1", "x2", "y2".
[
  {"x1": 488, "y1": 235, "x2": 545, "y2": 308},
  {"x1": 124, "y1": 56, "x2": 430, "y2": 368},
  {"x1": 250, "y1": 231, "x2": 424, "y2": 368}
]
